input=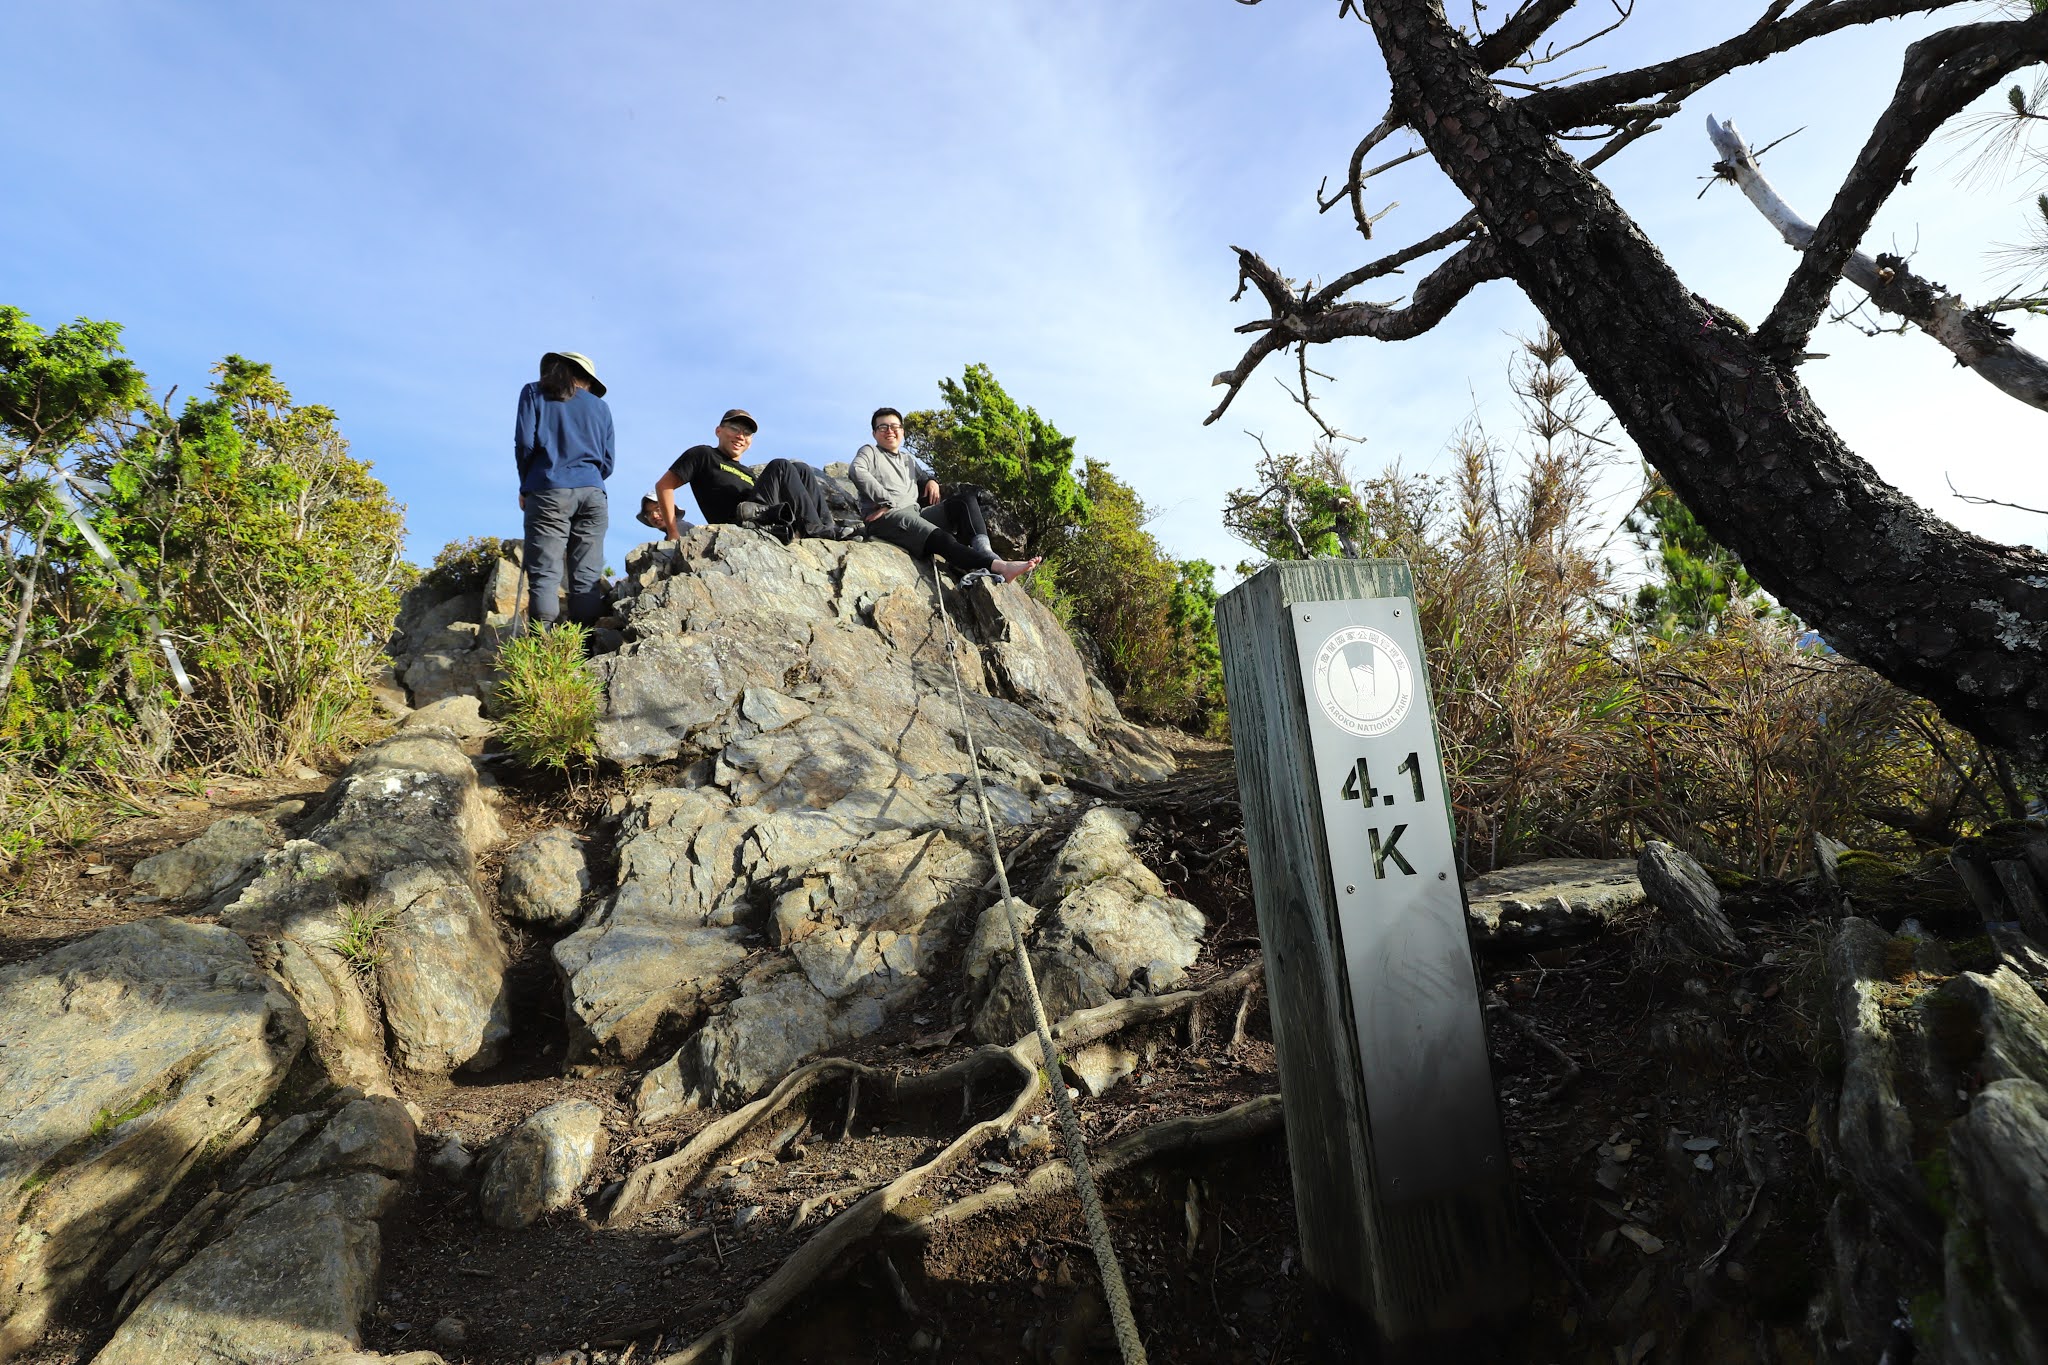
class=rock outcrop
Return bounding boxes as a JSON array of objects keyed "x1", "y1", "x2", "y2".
[
  {"x1": 386, "y1": 546, "x2": 528, "y2": 709},
  {"x1": 968, "y1": 807, "x2": 1204, "y2": 1044},
  {"x1": 0, "y1": 920, "x2": 305, "y2": 1355},
  {"x1": 1816, "y1": 916, "x2": 2048, "y2": 1363},
  {"x1": 97, "y1": 1096, "x2": 418, "y2": 1365},
  {"x1": 222, "y1": 730, "x2": 510, "y2": 1085},
  {"x1": 554, "y1": 526, "x2": 1174, "y2": 1105}
]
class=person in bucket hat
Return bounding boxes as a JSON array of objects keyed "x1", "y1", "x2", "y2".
[{"x1": 515, "y1": 351, "x2": 614, "y2": 626}]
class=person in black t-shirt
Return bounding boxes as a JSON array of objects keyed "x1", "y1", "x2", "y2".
[{"x1": 647, "y1": 409, "x2": 849, "y2": 542}]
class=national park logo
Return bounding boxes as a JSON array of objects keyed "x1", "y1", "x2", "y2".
[{"x1": 1312, "y1": 625, "x2": 1414, "y2": 738}]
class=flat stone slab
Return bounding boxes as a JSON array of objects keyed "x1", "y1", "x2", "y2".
[{"x1": 1463, "y1": 858, "x2": 1644, "y2": 951}]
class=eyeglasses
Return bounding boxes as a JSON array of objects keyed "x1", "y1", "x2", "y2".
[{"x1": 874, "y1": 423, "x2": 904, "y2": 433}]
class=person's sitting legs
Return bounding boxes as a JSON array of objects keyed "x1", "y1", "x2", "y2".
[
  {"x1": 920, "y1": 484, "x2": 994, "y2": 556},
  {"x1": 866, "y1": 506, "x2": 1038, "y2": 583}
]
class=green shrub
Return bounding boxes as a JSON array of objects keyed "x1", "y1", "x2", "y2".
[
  {"x1": 906, "y1": 363, "x2": 1090, "y2": 558},
  {"x1": 2, "y1": 315, "x2": 406, "y2": 777},
  {"x1": 493, "y1": 623, "x2": 600, "y2": 772},
  {"x1": 1054, "y1": 460, "x2": 1223, "y2": 731},
  {"x1": 418, "y1": 536, "x2": 508, "y2": 600}
]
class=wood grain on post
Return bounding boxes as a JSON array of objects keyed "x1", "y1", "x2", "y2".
[{"x1": 1216, "y1": 560, "x2": 1524, "y2": 1343}]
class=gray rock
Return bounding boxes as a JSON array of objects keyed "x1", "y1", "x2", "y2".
[
  {"x1": 132, "y1": 813, "x2": 275, "y2": 902},
  {"x1": 638, "y1": 972, "x2": 885, "y2": 1119},
  {"x1": 369, "y1": 663, "x2": 412, "y2": 719},
  {"x1": 970, "y1": 806, "x2": 1203, "y2": 1044},
  {"x1": 0, "y1": 920, "x2": 305, "y2": 1355},
  {"x1": 962, "y1": 899, "x2": 1037, "y2": 985},
  {"x1": 402, "y1": 648, "x2": 499, "y2": 710},
  {"x1": 400, "y1": 694, "x2": 494, "y2": 740},
  {"x1": 593, "y1": 526, "x2": 1166, "y2": 786},
  {"x1": 1462, "y1": 858, "x2": 1644, "y2": 951},
  {"x1": 1637, "y1": 842, "x2": 1748, "y2": 961},
  {"x1": 480, "y1": 555, "x2": 527, "y2": 618},
  {"x1": 1943, "y1": 1079, "x2": 2048, "y2": 1365},
  {"x1": 1038, "y1": 807, "x2": 1158, "y2": 904},
  {"x1": 427, "y1": 1136, "x2": 474, "y2": 1185},
  {"x1": 97, "y1": 1097, "x2": 417, "y2": 1365},
  {"x1": 499, "y1": 828, "x2": 594, "y2": 928},
  {"x1": 1067, "y1": 1041, "x2": 1139, "y2": 1097},
  {"x1": 478, "y1": 1100, "x2": 610, "y2": 1229},
  {"x1": 373, "y1": 862, "x2": 513, "y2": 1073},
  {"x1": 972, "y1": 948, "x2": 1118, "y2": 1046},
  {"x1": 224, "y1": 731, "x2": 510, "y2": 1078},
  {"x1": 1827, "y1": 918, "x2": 1947, "y2": 1260}
]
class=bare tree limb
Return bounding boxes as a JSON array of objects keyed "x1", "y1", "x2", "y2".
[
  {"x1": 1708, "y1": 114, "x2": 2048, "y2": 411},
  {"x1": 1755, "y1": 12, "x2": 2048, "y2": 358},
  {"x1": 1207, "y1": 238, "x2": 1504, "y2": 424},
  {"x1": 1518, "y1": 0, "x2": 1969, "y2": 131},
  {"x1": 1948, "y1": 474, "x2": 2048, "y2": 517}
]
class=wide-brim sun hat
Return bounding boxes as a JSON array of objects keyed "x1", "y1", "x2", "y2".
[{"x1": 541, "y1": 351, "x2": 606, "y2": 397}]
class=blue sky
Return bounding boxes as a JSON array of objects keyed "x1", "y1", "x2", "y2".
[{"x1": 4, "y1": 2, "x2": 2043, "y2": 583}]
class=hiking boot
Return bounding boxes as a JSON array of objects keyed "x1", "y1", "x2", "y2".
[{"x1": 734, "y1": 500, "x2": 769, "y2": 527}]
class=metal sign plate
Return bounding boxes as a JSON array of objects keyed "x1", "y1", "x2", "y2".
[{"x1": 1292, "y1": 594, "x2": 1503, "y2": 1202}]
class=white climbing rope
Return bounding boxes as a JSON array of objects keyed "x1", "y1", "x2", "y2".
[{"x1": 926, "y1": 563, "x2": 1149, "y2": 1365}]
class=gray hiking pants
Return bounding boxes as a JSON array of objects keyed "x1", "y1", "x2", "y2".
[{"x1": 524, "y1": 484, "x2": 609, "y2": 625}]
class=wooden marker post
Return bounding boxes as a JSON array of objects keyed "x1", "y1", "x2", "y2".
[{"x1": 1216, "y1": 560, "x2": 1524, "y2": 1343}]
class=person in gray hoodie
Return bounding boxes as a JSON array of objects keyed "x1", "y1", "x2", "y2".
[{"x1": 850, "y1": 408, "x2": 1038, "y2": 583}]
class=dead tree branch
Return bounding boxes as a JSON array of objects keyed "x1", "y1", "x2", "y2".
[
  {"x1": 1756, "y1": 12, "x2": 2048, "y2": 358},
  {"x1": 1708, "y1": 114, "x2": 2048, "y2": 411}
]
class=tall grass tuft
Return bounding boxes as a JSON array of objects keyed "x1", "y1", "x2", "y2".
[{"x1": 492, "y1": 623, "x2": 600, "y2": 773}]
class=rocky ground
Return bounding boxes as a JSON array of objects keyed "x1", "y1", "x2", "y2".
[{"x1": 3, "y1": 525, "x2": 2044, "y2": 1365}]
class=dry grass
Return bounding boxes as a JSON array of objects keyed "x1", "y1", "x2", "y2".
[{"x1": 1353, "y1": 333, "x2": 1985, "y2": 877}]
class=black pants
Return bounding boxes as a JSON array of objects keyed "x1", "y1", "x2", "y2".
[
  {"x1": 921, "y1": 487, "x2": 989, "y2": 547},
  {"x1": 751, "y1": 459, "x2": 838, "y2": 537},
  {"x1": 865, "y1": 505, "x2": 996, "y2": 573}
]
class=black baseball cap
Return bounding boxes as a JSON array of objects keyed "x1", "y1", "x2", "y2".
[{"x1": 719, "y1": 408, "x2": 758, "y2": 433}]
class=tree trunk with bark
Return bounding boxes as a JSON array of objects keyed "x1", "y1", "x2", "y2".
[{"x1": 1354, "y1": 0, "x2": 2048, "y2": 758}]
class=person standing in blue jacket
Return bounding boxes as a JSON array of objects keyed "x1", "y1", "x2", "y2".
[{"x1": 515, "y1": 351, "x2": 614, "y2": 627}]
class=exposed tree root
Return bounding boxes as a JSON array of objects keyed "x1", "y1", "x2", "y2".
[
  {"x1": 607, "y1": 1046, "x2": 1032, "y2": 1228},
  {"x1": 893, "y1": 1093, "x2": 1284, "y2": 1238},
  {"x1": 650, "y1": 1053, "x2": 1043, "y2": 1364},
  {"x1": 1484, "y1": 990, "x2": 1586, "y2": 1103},
  {"x1": 618, "y1": 961, "x2": 1266, "y2": 1363}
]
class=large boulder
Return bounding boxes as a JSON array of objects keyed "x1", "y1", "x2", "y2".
[
  {"x1": 970, "y1": 807, "x2": 1205, "y2": 1044},
  {"x1": 131, "y1": 814, "x2": 277, "y2": 903},
  {"x1": 632, "y1": 828, "x2": 987, "y2": 1120},
  {"x1": 498, "y1": 827, "x2": 594, "y2": 928},
  {"x1": 476, "y1": 1100, "x2": 610, "y2": 1230},
  {"x1": 0, "y1": 920, "x2": 305, "y2": 1355},
  {"x1": 224, "y1": 731, "x2": 510, "y2": 1081},
  {"x1": 97, "y1": 1096, "x2": 418, "y2": 1365},
  {"x1": 563, "y1": 527, "x2": 1178, "y2": 1103},
  {"x1": 596, "y1": 527, "x2": 1169, "y2": 786}
]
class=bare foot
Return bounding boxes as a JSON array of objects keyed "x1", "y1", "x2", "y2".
[{"x1": 993, "y1": 556, "x2": 1042, "y2": 584}]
